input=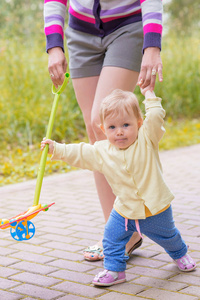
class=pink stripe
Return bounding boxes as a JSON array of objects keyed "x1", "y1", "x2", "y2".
[
  {"x1": 44, "y1": 0, "x2": 67, "y2": 4},
  {"x1": 143, "y1": 23, "x2": 162, "y2": 35},
  {"x1": 125, "y1": 219, "x2": 128, "y2": 231},
  {"x1": 45, "y1": 24, "x2": 64, "y2": 38},
  {"x1": 102, "y1": 9, "x2": 141, "y2": 23},
  {"x1": 135, "y1": 220, "x2": 143, "y2": 238},
  {"x1": 140, "y1": 0, "x2": 162, "y2": 4},
  {"x1": 69, "y1": 6, "x2": 95, "y2": 23}
]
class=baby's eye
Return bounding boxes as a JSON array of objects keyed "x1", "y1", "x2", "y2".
[
  {"x1": 109, "y1": 125, "x2": 115, "y2": 129},
  {"x1": 123, "y1": 123, "x2": 129, "y2": 127}
]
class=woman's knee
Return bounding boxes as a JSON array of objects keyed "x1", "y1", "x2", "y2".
[
  {"x1": 85, "y1": 121, "x2": 96, "y2": 144},
  {"x1": 91, "y1": 114, "x2": 106, "y2": 141}
]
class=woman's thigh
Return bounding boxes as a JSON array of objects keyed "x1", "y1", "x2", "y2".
[
  {"x1": 92, "y1": 66, "x2": 139, "y2": 123},
  {"x1": 72, "y1": 67, "x2": 139, "y2": 142}
]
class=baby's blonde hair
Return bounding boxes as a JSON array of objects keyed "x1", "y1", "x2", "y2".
[{"x1": 100, "y1": 89, "x2": 143, "y2": 124}]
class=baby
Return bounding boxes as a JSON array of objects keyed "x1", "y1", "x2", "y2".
[{"x1": 41, "y1": 89, "x2": 196, "y2": 286}]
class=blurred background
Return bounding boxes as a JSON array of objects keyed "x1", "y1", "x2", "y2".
[{"x1": 0, "y1": 0, "x2": 200, "y2": 186}]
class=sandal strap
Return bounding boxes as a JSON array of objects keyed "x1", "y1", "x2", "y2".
[{"x1": 84, "y1": 244, "x2": 103, "y2": 254}]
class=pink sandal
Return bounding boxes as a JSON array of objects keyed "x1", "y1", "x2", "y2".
[
  {"x1": 174, "y1": 253, "x2": 196, "y2": 272},
  {"x1": 93, "y1": 270, "x2": 126, "y2": 286}
]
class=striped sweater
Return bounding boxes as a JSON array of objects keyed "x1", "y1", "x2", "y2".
[{"x1": 44, "y1": 0, "x2": 163, "y2": 53}]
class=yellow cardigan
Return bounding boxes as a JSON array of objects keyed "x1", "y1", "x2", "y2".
[{"x1": 51, "y1": 97, "x2": 174, "y2": 220}]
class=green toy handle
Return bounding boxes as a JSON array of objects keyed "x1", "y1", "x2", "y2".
[{"x1": 33, "y1": 73, "x2": 70, "y2": 206}]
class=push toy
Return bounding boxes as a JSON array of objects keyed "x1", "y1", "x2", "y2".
[{"x1": 0, "y1": 73, "x2": 70, "y2": 241}]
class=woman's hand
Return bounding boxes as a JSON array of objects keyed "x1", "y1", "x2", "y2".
[
  {"x1": 41, "y1": 138, "x2": 54, "y2": 155},
  {"x1": 48, "y1": 47, "x2": 67, "y2": 88},
  {"x1": 137, "y1": 47, "x2": 163, "y2": 91}
]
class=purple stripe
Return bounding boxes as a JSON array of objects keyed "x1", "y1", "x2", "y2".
[
  {"x1": 70, "y1": 0, "x2": 141, "y2": 18},
  {"x1": 68, "y1": 13, "x2": 142, "y2": 38},
  {"x1": 143, "y1": 12, "x2": 162, "y2": 22},
  {"x1": 45, "y1": 14, "x2": 65, "y2": 26},
  {"x1": 46, "y1": 33, "x2": 64, "y2": 53},
  {"x1": 101, "y1": 1, "x2": 140, "y2": 16},
  {"x1": 72, "y1": 0, "x2": 93, "y2": 15},
  {"x1": 143, "y1": 32, "x2": 161, "y2": 52}
]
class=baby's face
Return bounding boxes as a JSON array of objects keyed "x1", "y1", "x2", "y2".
[{"x1": 102, "y1": 110, "x2": 142, "y2": 149}]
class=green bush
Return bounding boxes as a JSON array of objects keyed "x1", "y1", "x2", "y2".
[
  {"x1": 0, "y1": 40, "x2": 85, "y2": 148},
  {"x1": 156, "y1": 36, "x2": 200, "y2": 118}
]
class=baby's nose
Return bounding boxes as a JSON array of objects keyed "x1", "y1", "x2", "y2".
[{"x1": 117, "y1": 128, "x2": 123, "y2": 135}]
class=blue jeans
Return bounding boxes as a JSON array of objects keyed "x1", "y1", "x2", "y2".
[{"x1": 103, "y1": 206, "x2": 187, "y2": 272}]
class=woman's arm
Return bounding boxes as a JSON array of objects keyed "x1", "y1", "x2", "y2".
[
  {"x1": 44, "y1": 0, "x2": 68, "y2": 87},
  {"x1": 138, "y1": 0, "x2": 163, "y2": 91}
]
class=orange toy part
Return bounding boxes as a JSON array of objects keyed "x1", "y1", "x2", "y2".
[{"x1": 0, "y1": 202, "x2": 55, "y2": 230}]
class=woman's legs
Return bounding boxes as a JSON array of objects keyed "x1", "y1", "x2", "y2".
[{"x1": 72, "y1": 67, "x2": 142, "y2": 258}]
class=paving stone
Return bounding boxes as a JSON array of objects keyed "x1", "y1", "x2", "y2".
[
  {"x1": 11, "y1": 283, "x2": 64, "y2": 299},
  {"x1": 98, "y1": 292, "x2": 144, "y2": 300},
  {"x1": 10, "y1": 271, "x2": 62, "y2": 287},
  {"x1": 127, "y1": 266, "x2": 174, "y2": 279},
  {"x1": 0, "y1": 256, "x2": 20, "y2": 267},
  {"x1": 169, "y1": 273, "x2": 200, "y2": 286},
  {"x1": 0, "y1": 246, "x2": 18, "y2": 256},
  {"x1": 47, "y1": 259, "x2": 95, "y2": 272},
  {"x1": 9, "y1": 251, "x2": 55, "y2": 264},
  {"x1": 39, "y1": 233, "x2": 79, "y2": 243},
  {"x1": 10, "y1": 243, "x2": 50, "y2": 254},
  {"x1": 0, "y1": 277, "x2": 20, "y2": 289},
  {"x1": 57, "y1": 296, "x2": 90, "y2": 300},
  {"x1": 53, "y1": 281, "x2": 106, "y2": 298},
  {"x1": 109, "y1": 282, "x2": 146, "y2": 294},
  {"x1": 11, "y1": 261, "x2": 58, "y2": 275},
  {"x1": 46, "y1": 249, "x2": 83, "y2": 261},
  {"x1": 22, "y1": 298, "x2": 39, "y2": 300},
  {"x1": 132, "y1": 276, "x2": 188, "y2": 291},
  {"x1": 50, "y1": 269, "x2": 94, "y2": 284},
  {"x1": 138, "y1": 287, "x2": 199, "y2": 300},
  {"x1": 0, "y1": 290, "x2": 22, "y2": 300},
  {"x1": 42, "y1": 241, "x2": 83, "y2": 252},
  {"x1": 0, "y1": 267, "x2": 20, "y2": 277},
  {"x1": 179, "y1": 286, "x2": 200, "y2": 297},
  {"x1": 127, "y1": 256, "x2": 166, "y2": 268}
]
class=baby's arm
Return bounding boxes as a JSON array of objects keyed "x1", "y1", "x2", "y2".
[
  {"x1": 41, "y1": 138, "x2": 103, "y2": 172},
  {"x1": 41, "y1": 138, "x2": 54, "y2": 155},
  {"x1": 141, "y1": 88, "x2": 166, "y2": 146}
]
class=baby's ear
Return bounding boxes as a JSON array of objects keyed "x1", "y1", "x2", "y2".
[
  {"x1": 138, "y1": 118, "x2": 143, "y2": 128},
  {"x1": 100, "y1": 124, "x2": 105, "y2": 133}
]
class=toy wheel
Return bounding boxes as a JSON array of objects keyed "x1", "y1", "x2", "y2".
[
  {"x1": 15, "y1": 220, "x2": 35, "y2": 241},
  {"x1": 10, "y1": 227, "x2": 23, "y2": 241}
]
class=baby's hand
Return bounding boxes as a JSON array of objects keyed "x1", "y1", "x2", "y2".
[
  {"x1": 140, "y1": 87, "x2": 156, "y2": 98},
  {"x1": 41, "y1": 138, "x2": 54, "y2": 155}
]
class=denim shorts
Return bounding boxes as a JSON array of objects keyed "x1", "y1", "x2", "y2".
[{"x1": 65, "y1": 22, "x2": 143, "y2": 78}]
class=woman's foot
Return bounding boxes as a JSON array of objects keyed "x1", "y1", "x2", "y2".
[
  {"x1": 174, "y1": 253, "x2": 196, "y2": 272},
  {"x1": 83, "y1": 244, "x2": 104, "y2": 261},
  {"x1": 125, "y1": 232, "x2": 143, "y2": 256},
  {"x1": 83, "y1": 232, "x2": 142, "y2": 261},
  {"x1": 92, "y1": 269, "x2": 126, "y2": 286}
]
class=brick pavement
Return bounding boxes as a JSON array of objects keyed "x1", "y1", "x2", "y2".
[{"x1": 0, "y1": 144, "x2": 199, "y2": 300}]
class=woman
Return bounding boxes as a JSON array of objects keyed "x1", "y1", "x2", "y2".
[{"x1": 43, "y1": 0, "x2": 163, "y2": 261}]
